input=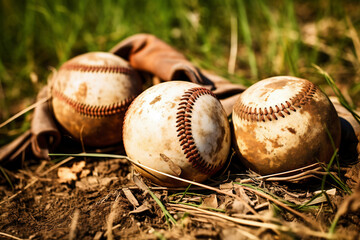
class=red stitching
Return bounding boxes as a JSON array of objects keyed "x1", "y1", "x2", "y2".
[
  {"x1": 53, "y1": 89, "x2": 134, "y2": 118},
  {"x1": 176, "y1": 87, "x2": 222, "y2": 174},
  {"x1": 61, "y1": 63, "x2": 134, "y2": 75},
  {"x1": 235, "y1": 81, "x2": 317, "y2": 122}
]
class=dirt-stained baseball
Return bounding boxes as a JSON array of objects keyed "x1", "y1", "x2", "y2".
[
  {"x1": 52, "y1": 52, "x2": 142, "y2": 147},
  {"x1": 123, "y1": 81, "x2": 231, "y2": 186},
  {"x1": 232, "y1": 76, "x2": 341, "y2": 175}
]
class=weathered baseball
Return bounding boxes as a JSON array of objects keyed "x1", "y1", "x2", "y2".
[
  {"x1": 52, "y1": 52, "x2": 142, "y2": 147},
  {"x1": 232, "y1": 76, "x2": 341, "y2": 175},
  {"x1": 123, "y1": 81, "x2": 231, "y2": 186}
]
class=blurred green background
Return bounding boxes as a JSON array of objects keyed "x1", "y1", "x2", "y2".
[{"x1": 1, "y1": 0, "x2": 360, "y2": 144}]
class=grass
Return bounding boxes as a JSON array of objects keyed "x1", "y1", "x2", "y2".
[
  {"x1": 147, "y1": 186, "x2": 177, "y2": 227},
  {"x1": 235, "y1": 182, "x2": 319, "y2": 212},
  {"x1": 315, "y1": 64, "x2": 360, "y2": 124},
  {"x1": 1, "y1": 1, "x2": 360, "y2": 129}
]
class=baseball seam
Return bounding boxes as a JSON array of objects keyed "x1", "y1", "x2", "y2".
[
  {"x1": 53, "y1": 63, "x2": 137, "y2": 118},
  {"x1": 61, "y1": 63, "x2": 134, "y2": 74},
  {"x1": 53, "y1": 89, "x2": 135, "y2": 118},
  {"x1": 235, "y1": 81, "x2": 317, "y2": 122},
  {"x1": 176, "y1": 87, "x2": 221, "y2": 174}
]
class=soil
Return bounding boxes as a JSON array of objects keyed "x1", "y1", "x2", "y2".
[{"x1": 1, "y1": 138, "x2": 360, "y2": 240}]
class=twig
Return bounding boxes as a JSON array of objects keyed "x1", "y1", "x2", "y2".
[
  {"x1": 0, "y1": 96, "x2": 50, "y2": 129},
  {"x1": 230, "y1": 212, "x2": 277, "y2": 222},
  {"x1": 254, "y1": 201, "x2": 269, "y2": 210},
  {"x1": 238, "y1": 184, "x2": 322, "y2": 231},
  {"x1": 264, "y1": 169, "x2": 326, "y2": 182},
  {"x1": 169, "y1": 203, "x2": 288, "y2": 230},
  {"x1": 0, "y1": 232, "x2": 25, "y2": 240},
  {"x1": 69, "y1": 209, "x2": 80, "y2": 240},
  {"x1": 122, "y1": 188, "x2": 139, "y2": 208},
  {"x1": 228, "y1": 13, "x2": 238, "y2": 74},
  {"x1": 168, "y1": 204, "x2": 334, "y2": 239},
  {"x1": 240, "y1": 163, "x2": 321, "y2": 183},
  {"x1": 106, "y1": 200, "x2": 119, "y2": 240}
]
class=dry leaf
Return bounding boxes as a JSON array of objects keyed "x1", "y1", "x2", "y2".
[
  {"x1": 129, "y1": 201, "x2": 152, "y2": 214},
  {"x1": 123, "y1": 188, "x2": 140, "y2": 207},
  {"x1": 133, "y1": 175, "x2": 149, "y2": 192},
  {"x1": 57, "y1": 161, "x2": 88, "y2": 184},
  {"x1": 80, "y1": 169, "x2": 91, "y2": 178},
  {"x1": 234, "y1": 185, "x2": 254, "y2": 206},
  {"x1": 201, "y1": 194, "x2": 218, "y2": 209},
  {"x1": 75, "y1": 181, "x2": 87, "y2": 191},
  {"x1": 219, "y1": 182, "x2": 234, "y2": 190},
  {"x1": 160, "y1": 153, "x2": 182, "y2": 176},
  {"x1": 99, "y1": 177, "x2": 117, "y2": 187},
  {"x1": 75, "y1": 176, "x2": 100, "y2": 190},
  {"x1": 71, "y1": 161, "x2": 86, "y2": 173},
  {"x1": 283, "y1": 194, "x2": 307, "y2": 205},
  {"x1": 219, "y1": 182, "x2": 234, "y2": 195},
  {"x1": 227, "y1": 199, "x2": 247, "y2": 214},
  {"x1": 86, "y1": 176, "x2": 99, "y2": 186},
  {"x1": 313, "y1": 188, "x2": 336, "y2": 196},
  {"x1": 345, "y1": 162, "x2": 360, "y2": 189},
  {"x1": 57, "y1": 167, "x2": 77, "y2": 183},
  {"x1": 93, "y1": 232, "x2": 103, "y2": 240}
]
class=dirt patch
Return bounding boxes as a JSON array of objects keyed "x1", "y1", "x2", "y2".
[{"x1": 1, "y1": 146, "x2": 360, "y2": 239}]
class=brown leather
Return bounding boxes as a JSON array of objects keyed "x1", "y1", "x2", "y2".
[
  {"x1": 110, "y1": 33, "x2": 246, "y2": 115},
  {"x1": 110, "y1": 33, "x2": 204, "y2": 83},
  {"x1": 329, "y1": 97, "x2": 360, "y2": 164},
  {"x1": 30, "y1": 86, "x2": 61, "y2": 160}
]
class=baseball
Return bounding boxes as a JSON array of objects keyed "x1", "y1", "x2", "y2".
[
  {"x1": 232, "y1": 76, "x2": 341, "y2": 175},
  {"x1": 123, "y1": 81, "x2": 231, "y2": 186},
  {"x1": 52, "y1": 52, "x2": 142, "y2": 147}
]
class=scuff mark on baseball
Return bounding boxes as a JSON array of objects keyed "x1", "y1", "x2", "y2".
[
  {"x1": 51, "y1": 52, "x2": 143, "y2": 147},
  {"x1": 123, "y1": 81, "x2": 231, "y2": 186},
  {"x1": 232, "y1": 76, "x2": 341, "y2": 175}
]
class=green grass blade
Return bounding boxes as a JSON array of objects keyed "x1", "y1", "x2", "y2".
[
  {"x1": 314, "y1": 64, "x2": 360, "y2": 125},
  {"x1": 237, "y1": 0, "x2": 258, "y2": 79},
  {"x1": 147, "y1": 187, "x2": 177, "y2": 226},
  {"x1": 235, "y1": 182, "x2": 310, "y2": 211},
  {"x1": 178, "y1": 183, "x2": 192, "y2": 202},
  {"x1": 285, "y1": 45, "x2": 298, "y2": 76},
  {"x1": 297, "y1": 192, "x2": 324, "y2": 209}
]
